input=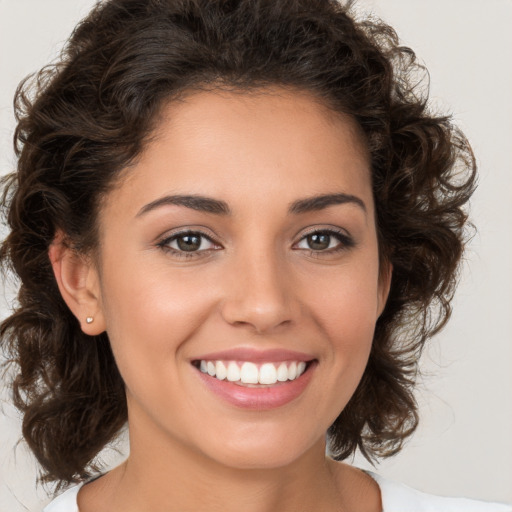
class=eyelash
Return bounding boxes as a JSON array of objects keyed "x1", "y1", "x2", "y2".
[
  {"x1": 156, "y1": 228, "x2": 354, "y2": 259},
  {"x1": 157, "y1": 230, "x2": 220, "y2": 259},
  {"x1": 294, "y1": 228, "x2": 355, "y2": 257}
]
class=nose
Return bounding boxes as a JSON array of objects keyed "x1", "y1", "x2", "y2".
[{"x1": 220, "y1": 248, "x2": 298, "y2": 334}]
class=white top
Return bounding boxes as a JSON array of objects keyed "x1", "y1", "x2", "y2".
[{"x1": 43, "y1": 471, "x2": 512, "y2": 512}]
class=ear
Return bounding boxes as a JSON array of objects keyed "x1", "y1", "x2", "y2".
[
  {"x1": 48, "y1": 231, "x2": 106, "y2": 335},
  {"x1": 377, "y1": 259, "x2": 393, "y2": 317}
]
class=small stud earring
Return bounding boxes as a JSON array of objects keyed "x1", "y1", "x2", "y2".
[{"x1": 86, "y1": 316, "x2": 94, "y2": 324}]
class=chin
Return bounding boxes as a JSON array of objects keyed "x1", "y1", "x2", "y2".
[{"x1": 195, "y1": 425, "x2": 324, "y2": 471}]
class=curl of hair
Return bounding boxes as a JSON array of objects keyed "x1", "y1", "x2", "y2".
[{"x1": 0, "y1": 0, "x2": 476, "y2": 486}]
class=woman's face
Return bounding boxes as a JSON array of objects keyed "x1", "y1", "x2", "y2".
[{"x1": 91, "y1": 89, "x2": 390, "y2": 469}]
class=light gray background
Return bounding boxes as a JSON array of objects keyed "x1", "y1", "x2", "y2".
[{"x1": 1, "y1": 1, "x2": 511, "y2": 510}]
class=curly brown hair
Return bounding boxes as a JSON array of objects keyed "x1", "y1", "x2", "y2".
[{"x1": 0, "y1": 0, "x2": 476, "y2": 487}]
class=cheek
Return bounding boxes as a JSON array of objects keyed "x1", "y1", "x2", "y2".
[
  {"x1": 309, "y1": 264, "x2": 381, "y2": 338},
  {"x1": 304, "y1": 259, "x2": 381, "y2": 381},
  {"x1": 98, "y1": 262, "x2": 215, "y2": 377}
]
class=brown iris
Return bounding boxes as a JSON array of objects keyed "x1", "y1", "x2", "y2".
[
  {"x1": 306, "y1": 233, "x2": 331, "y2": 250},
  {"x1": 176, "y1": 234, "x2": 202, "y2": 251}
]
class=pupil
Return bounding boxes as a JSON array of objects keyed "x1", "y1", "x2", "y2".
[
  {"x1": 308, "y1": 233, "x2": 330, "y2": 250},
  {"x1": 177, "y1": 234, "x2": 201, "y2": 251}
]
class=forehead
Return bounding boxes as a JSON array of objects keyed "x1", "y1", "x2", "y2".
[{"x1": 104, "y1": 88, "x2": 373, "y2": 219}]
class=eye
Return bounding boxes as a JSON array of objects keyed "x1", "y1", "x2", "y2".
[
  {"x1": 295, "y1": 229, "x2": 354, "y2": 252},
  {"x1": 158, "y1": 230, "x2": 220, "y2": 255}
]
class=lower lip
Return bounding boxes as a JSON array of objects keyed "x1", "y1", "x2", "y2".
[{"x1": 194, "y1": 363, "x2": 316, "y2": 410}]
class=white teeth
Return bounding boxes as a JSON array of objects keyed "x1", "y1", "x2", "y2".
[
  {"x1": 288, "y1": 361, "x2": 297, "y2": 380},
  {"x1": 198, "y1": 359, "x2": 309, "y2": 384},
  {"x1": 240, "y1": 362, "x2": 259, "y2": 384},
  {"x1": 215, "y1": 361, "x2": 227, "y2": 380},
  {"x1": 277, "y1": 362, "x2": 289, "y2": 382},
  {"x1": 259, "y1": 363, "x2": 277, "y2": 385},
  {"x1": 226, "y1": 361, "x2": 240, "y2": 382}
]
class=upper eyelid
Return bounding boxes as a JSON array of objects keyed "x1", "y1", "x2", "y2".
[
  {"x1": 156, "y1": 226, "x2": 223, "y2": 246},
  {"x1": 294, "y1": 225, "x2": 352, "y2": 241},
  {"x1": 156, "y1": 231, "x2": 222, "y2": 257},
  {"x1": 293, "y1": 227, "x2": 355, "y2": 251},
  {"x1": 155, "y1": 225, "x2": 352, "y2": 248}
]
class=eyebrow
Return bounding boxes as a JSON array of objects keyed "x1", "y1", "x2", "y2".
[
  {"x1": 136, "y1": 195, "x2": 231, "y2": 217},
  {"x1": 136, "y1": 192, "x2": 366, "y2": 218},
  {"x1": 288, "y1": 193, "x2": 367, "y2": 215}
]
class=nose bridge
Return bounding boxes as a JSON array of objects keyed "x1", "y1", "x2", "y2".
[{"x1": 221, "y1": 239, "x2": 295, "y2": 333}]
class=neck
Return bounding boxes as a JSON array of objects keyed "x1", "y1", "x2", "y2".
[
  {"x1": 83, "y1": 428, "x2": 347, "y2": 512},
  {"x1": 121, "y1": 439, "x2": 341, "y2": 512},
  {"x1": 78, "y1": 403, "x2": 382, "y2": 512}
]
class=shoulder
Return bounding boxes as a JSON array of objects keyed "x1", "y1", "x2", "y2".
[
  {"x1": 43, "y1": 483, "x2": 83, "y2": 512},
  {"x1": 366, "y1": 471, "x2": 512, "y2": 512}
]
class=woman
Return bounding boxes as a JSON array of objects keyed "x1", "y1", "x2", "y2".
[{"x1": 0, "y1": 0, "x2": 510, "y2": 511}]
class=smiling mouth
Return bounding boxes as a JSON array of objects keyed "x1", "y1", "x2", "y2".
[{"x1": 192, "y1": 360, "x2": 314, "y2": 386}]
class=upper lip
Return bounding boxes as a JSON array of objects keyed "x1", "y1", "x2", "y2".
[{"x1": 192, "y1": 348, "x2": 315, "y2": 363}]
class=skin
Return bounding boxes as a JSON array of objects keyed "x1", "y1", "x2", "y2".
[{"x1": 51, "y1": 88, "x2": 390, "y2": 512}]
